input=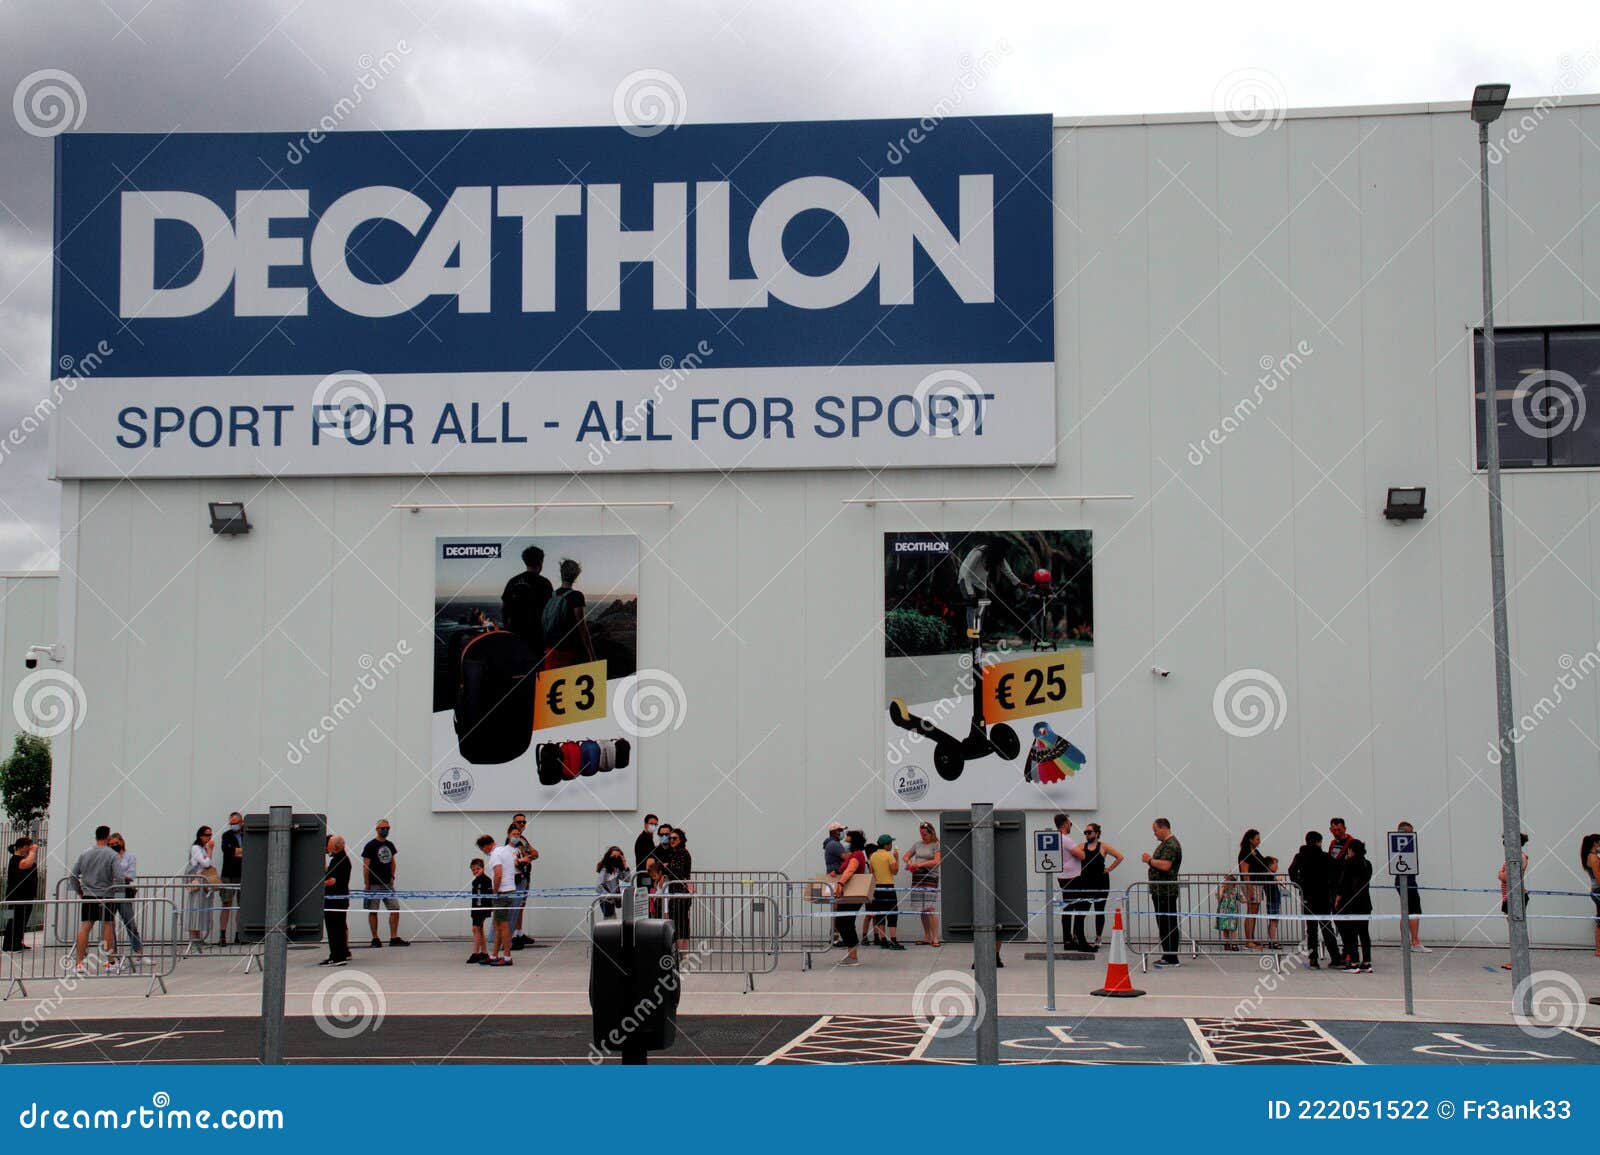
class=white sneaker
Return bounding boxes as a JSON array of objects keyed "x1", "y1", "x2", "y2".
[{"x1": 1413, "y1": 944, "x2": 1432, "y2": 953}]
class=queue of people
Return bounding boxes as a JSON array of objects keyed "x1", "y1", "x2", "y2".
[{"x1": 26, "y1": 807, "x2": 1592, "y2": 978}]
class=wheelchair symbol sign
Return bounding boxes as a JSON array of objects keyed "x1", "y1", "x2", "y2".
[
  {"x1": 1035, "y1": 830, "x2": 1061, "y2": 874},
  {"x1": 1387, "y1": 830, "x2": 1419, "y2": 877}
]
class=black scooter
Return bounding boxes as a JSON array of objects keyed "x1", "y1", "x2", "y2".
[{"x1": 888, "y1": 597, "x2": 1021, "y2": 780}]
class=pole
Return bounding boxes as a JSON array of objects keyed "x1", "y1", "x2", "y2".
[
  {"x1": 1478, "y1": 118, "x2": 1533, "y2": 1012},
  {"x1": 619, "y1": 881, "x2": 646, "y2": 1065},
  {"x1": 260, "y1": 804, "x2": 290, "y2": 1064},
  {"x1": 1400, "y1": 899, "x2": 1414, "y2": 1016},
  {"x1": 1043, "y1": 874, "x2": 1056, "y2": 1012},
  {"x1": 971, "y1": 802, "x2": 999, "y2": 1065}
]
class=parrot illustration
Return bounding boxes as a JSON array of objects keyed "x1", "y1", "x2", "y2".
[{"x1": 1025, "y1": 720, "x2": 1086, "y2": 784}]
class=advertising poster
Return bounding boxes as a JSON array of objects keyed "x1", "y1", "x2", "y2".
[
  {"x1": 432, "y1": 535, "x2": 639, "y2": 811},
  {"x1": 884, "y1": 531, "x2": 1095, "y2": 810}
]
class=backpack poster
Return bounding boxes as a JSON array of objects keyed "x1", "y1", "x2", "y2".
[
  {"x1": 433, "y1": 535, "x2": 639, "y2": 811},
  {"x1": 884, "y1": 530, "x2": 1096, "y2": 810}
]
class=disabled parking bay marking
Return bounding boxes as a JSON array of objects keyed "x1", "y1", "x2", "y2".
[
  {"x1": 922, "y1": 1015, "x2": 1199, "y2": 1064},
  {"x1": 1187, "y1": 1018, "x2": 1359, "y2": 1064},
  {"x1": 1318, "y1": 1020, "x2": 1600, "y2": 1064}
]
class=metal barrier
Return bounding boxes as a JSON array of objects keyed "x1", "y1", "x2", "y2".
[
  {"x1": 614, "y1": 886, "x2": 782, "y2": 992},
  {"x1": 1122, "y1": 874, "x2": 1305, "y2": 971},
  {"x1": 51, "y1": 875, "x2": 260, "y2": 968},
  {"x1": 599, "y1": 870, "x2": 850, "y2": 985},
  {"x1": 3, "y1": 896, "x2": 179, "y2": 999}
]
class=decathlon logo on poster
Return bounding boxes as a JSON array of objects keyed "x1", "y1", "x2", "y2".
[
  {"x1": 894, "y1": 765, "x2": 930, "y2": 803},
  {"x1": 892, "y1": 537, "x2": 950, "y2": 555},
  {"x1": 439, "y1": 767, "x2": 474, "y2": 803},
  {"x1": 442, "y1": 542, "x2": 501, "y2": 559}
]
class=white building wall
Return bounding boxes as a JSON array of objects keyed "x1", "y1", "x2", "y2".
[
  {"x1": 1, "y1": 573, "x2": 59, "y2": 756},
  {"x1": 46, "y1": 97, "x2": 1600, "y2": 944}
]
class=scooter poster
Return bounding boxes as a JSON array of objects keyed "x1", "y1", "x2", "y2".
[
  {"x1": 432, "y1": 534, "x2": 640, "y2": 811},
  {"x1": 883, "y1": 531, "x2": 1096, "y2": 810}
]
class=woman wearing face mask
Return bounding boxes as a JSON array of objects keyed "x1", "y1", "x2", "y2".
[
  {"x1": 184, "y1": 826, "x2": 217, "y2": 945},
  {"x1": 108, "y1": 833, "x2": 143, "y2": 969},
  {"x1": 657, "y1": 827, "x2": 694, "y2": 952},
  {"x1": 596, "y1": 846, "x2": 628, "y2": 918}
]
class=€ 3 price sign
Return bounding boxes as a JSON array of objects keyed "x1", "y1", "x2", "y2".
[
  {"x1": 981, "y1": 649, "x2": 1083, "y2": 725},
  {"x1": 534, "y1": 659, "x2": 608, "y2": 731}
]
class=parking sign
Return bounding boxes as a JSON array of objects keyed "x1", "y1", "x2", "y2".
[
  {"x1": 1387, "y1": 830, "x2": 1419, "y2": 876},
  {"x1": 1034, "y1": 830, "x2": 1062, "y2": 874}
]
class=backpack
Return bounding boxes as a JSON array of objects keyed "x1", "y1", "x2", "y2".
[
  {"x1": 536, "y1": 743, "x2": 565, "y2": 786},
  {"x1": 540, "y1": 587, "x2": 577, "y2": 643},
  {"x1": 453, "y1": 630, "x2": 539, "y2": 765}
]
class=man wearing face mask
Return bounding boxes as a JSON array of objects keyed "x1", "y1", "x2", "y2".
[
  {"x1": 634, "y1": 814, "x2": 660, "y2": 880},
  {"x1": 218, "y1": 811, "x2": 244, "y2": 945}
]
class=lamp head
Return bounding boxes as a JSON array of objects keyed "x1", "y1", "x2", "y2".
[{"x1": 1470, "y1": 83, "x2": 1511, "y2": 125}]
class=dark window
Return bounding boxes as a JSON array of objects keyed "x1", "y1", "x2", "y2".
[{"x1": 1474, "y1": 326, "x2": 1600, "y2": 469}]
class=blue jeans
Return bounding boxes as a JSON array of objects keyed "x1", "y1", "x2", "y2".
[{"x1": 115, "y1": 901, "x2": 143, "y2": 953}]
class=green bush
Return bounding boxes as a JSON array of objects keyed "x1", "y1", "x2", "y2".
[
  {"x1": 0, "y1": 733, "x2": 50, "y2": 831},
  {"x1": 886, "y1": 608, "x2": 949, "y2": 657}
]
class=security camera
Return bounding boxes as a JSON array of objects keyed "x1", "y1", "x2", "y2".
[
  {"x1": 1151, "y1": 666, "x2": 1170, "y2": 678},
  {"x1": 24, "y1": 644, "x2": 64, "y2": 669}
]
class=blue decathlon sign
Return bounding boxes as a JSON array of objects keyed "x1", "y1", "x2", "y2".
[{"x1": 50, "y1": 115, "x2": 1056, "y2": 478}]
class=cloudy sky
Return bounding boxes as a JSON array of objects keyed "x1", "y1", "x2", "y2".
[{"x1": 0, "y1": 0, "x2": 1594, "y2": 570}]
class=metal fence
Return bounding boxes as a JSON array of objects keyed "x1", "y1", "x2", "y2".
[
  {"x1": 3, "y1": 896, "x2": 179, "y2": 1000},
  {"x1": 595, "y1": 870, "x2": 857, "y2": 986},
  {"x1": 51, "y1": 875, "x2": 260, "y2": 966},
  {"x1": 1122, "y1": 874, "x2": 1305, "y2": 971}
]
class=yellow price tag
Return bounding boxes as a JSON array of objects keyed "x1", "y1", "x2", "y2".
[
  {"x1": 534, "y1": 659, "x2": 608, "y2": 730},
  {"x1": 981, "y1": 649, "x2": 1082, "y2": 725}
]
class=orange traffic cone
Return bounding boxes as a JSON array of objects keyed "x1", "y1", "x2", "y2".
[{"x1": 1091, "y1": 906, "x2": 1146, "y2": 998}]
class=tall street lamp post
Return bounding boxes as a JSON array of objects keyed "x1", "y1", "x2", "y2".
[{"x1": 1471, "y1": 81, "x2": 1532, "y2": 1012}]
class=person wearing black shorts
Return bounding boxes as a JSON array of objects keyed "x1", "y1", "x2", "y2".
[{"x1": 1394, "y1": 821, "x2": 1430, "y2": 952}]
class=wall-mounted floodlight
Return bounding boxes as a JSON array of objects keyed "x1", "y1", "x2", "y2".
[
  {"x1": 1383, "y1": 486, "x2": 1427, "y2": 522},
  {"x1": 209, "y1": 501, "x2": 251, "y2": 536}
]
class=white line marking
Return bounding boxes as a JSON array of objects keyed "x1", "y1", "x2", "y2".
[
  {"x1": 756, "y1": 1014, "x2": 833, "y2": 1065},
  {"x1": 1183, "y1": 1018, "x2": 1217, "y2": 1064}
]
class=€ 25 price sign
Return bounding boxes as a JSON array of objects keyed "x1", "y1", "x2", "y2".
[
  {"x1": 981, "y1": 649, "x2": 1083, "y2": 725},
  {"x1": 534, "y1": 659, "x2": 609, "y2": 731}
]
